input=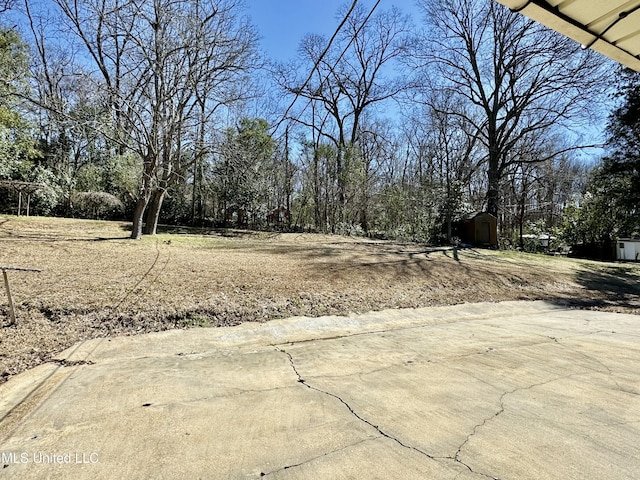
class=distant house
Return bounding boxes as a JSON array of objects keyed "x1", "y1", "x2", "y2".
[
  {"x1": 617, "y1": 239, "x2": 640, "y2": 261},
  {"x1": 453, "y1": 212, "x2": 498, "y2": 248}
]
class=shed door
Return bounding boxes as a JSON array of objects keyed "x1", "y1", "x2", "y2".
[{"x1": 480, "y1": 222, "x2": 491, "y2": 244}]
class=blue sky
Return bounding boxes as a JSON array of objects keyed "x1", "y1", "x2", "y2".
[{"x1": 244, "y1": 0, "x2": 420, "y2": 62}]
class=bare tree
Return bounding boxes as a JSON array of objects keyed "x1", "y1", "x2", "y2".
[
  {"x1": 503, "y1": 146, "x2": 588, "y2": 249},
  {"x1": 418, "y1": 89, "x2": 484, "y2": 242},
  {"x1": 0, "y1": 0, "x2": 14, "y2": 14},
  {"x1": 40, "y1": 0, "x2": 258, "y2": 238},
  {"x1": 278, "y1": 3, "x2": 414, "y2": 228},
  {"x1": 21, "y1": 2, "x2": 109, "y2": 215},
  {"x1": 417, "y1": 0, "x2": 608, "y2": 220}
]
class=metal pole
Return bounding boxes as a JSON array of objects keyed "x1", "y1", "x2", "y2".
[
  {"x1": 17, "y1": 191, "x2": 22, "y2": 216},
  {"x1": 2, "y1": 269, "x2": 16, "y2": 327}
]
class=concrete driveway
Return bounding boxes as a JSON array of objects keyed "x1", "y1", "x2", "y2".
[{"x1": 1, "y1": 301, "x2": 639, "y2": 479}]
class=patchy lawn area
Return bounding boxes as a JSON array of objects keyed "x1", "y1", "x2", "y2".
[{"x1": 1, "y1": 215, "x2": 639, "y2": 383}]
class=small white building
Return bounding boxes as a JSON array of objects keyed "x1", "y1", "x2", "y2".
[{"x1": 617, "y1": 239, "x2": 640, "y2": 262}]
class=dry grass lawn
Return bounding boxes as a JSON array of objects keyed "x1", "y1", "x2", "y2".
[{"x1": 1, "y1": 214, "x2": 639, "y2": 383}]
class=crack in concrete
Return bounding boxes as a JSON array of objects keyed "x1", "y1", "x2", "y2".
[
  {"x1": 281, "y1": 350, "x2": 426, "y2": 452},
  {"x1": 288, "y1": 337, "x2": 575, "y2": 385},
  {"x1": 555, "y1": 337, "x2": 640, "y2": 405},
  {"x1": 275, "y1": 323, "x2": 635, "y2": 479},
  {"x1": 136, "y1": 384, "x2": 300, "y2": 411},
  {"x1": 441, "y1": 335, "x2": 572, "y2": 363},
  {"x1": 454, "y1": 390, "x2": 509, "y2": 465},
  {"x1": 549, "y1": 334, "x2": 640, "y2": 398},
  {"x1": 269, "y1": 322, "x2": 462, "y2": 349},
  {"x1": 270, "y1": 307, "x2": 564, "y2": 350},
  {"x1": 453, "y1": 374, "x2": 585, "y2": 478},
  {"x1": 613, "y1": 386, "x2": 640, "y2": 397},
  {"x1": 556, "y1": 338, "x2": 613, "y2": 375},
  {"x1": 258, "y1": 437, "x2": 377, "y2": 477},
  {"x1": 279, "y1": 349, "x2": 501, "y2": 480}
]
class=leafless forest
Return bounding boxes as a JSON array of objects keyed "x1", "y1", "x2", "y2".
[{"x1": 0, "y1": 0, "x2": 620, "y2": 250}]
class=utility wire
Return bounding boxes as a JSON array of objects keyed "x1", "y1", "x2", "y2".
[{"x1": 273, "y1": 0, "x2": 384, "y2": 134}]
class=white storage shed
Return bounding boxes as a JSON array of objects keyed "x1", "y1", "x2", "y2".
[{"x1": 617, "y1": 239, "x2": 640, "y2": 262}]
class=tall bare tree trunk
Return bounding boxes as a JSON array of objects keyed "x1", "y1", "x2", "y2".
[
  {"x1": 131, "y1": 196, "x2": 150, "y2": 239},
  {"x1": 130, "y1": 165, "x2": 155, "y2": 239},
  {"x1": 143, "y1": 189, "x2": 166, "y2": 235},
  {"x1": 487, "y1": 160, "x2": 500, "y2": 218},
  {"x1": 313, "y1": 149, "x2": 321, "y2": 230}
]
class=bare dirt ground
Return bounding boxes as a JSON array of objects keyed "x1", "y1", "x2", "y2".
[{"x1": 1, "y1": 215, "x2": 639, "y2": 384}]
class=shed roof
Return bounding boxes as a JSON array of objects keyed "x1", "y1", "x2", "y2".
[
  {"x1": 459, "y1": 211, "x2": 497, "y2": 222},
  {"x1": 494, "y1": 0, "x2": 640, "y2": 72}
]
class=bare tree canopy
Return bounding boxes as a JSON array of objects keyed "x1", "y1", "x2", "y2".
[
  {"x1": 32, "y1": 0, "x2": 260, "y2": 238},
  {"x1": 416, "y1": 0, "x2": 608, "y2": 218},
  {"x1": 0, "y1": 0, "x2": 14, "y2": 14},
  {"x1": 276, "y1": 3, "x2": 415, "y2": 226}
]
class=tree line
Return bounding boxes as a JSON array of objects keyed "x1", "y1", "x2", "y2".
[{"x1": 0, "y1": 0, "x2": 635, "y2": 254}]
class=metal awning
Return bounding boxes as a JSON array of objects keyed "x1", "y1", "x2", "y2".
[{"x1": 494, "y1": 0, "x2": 640, "y2": 72}]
